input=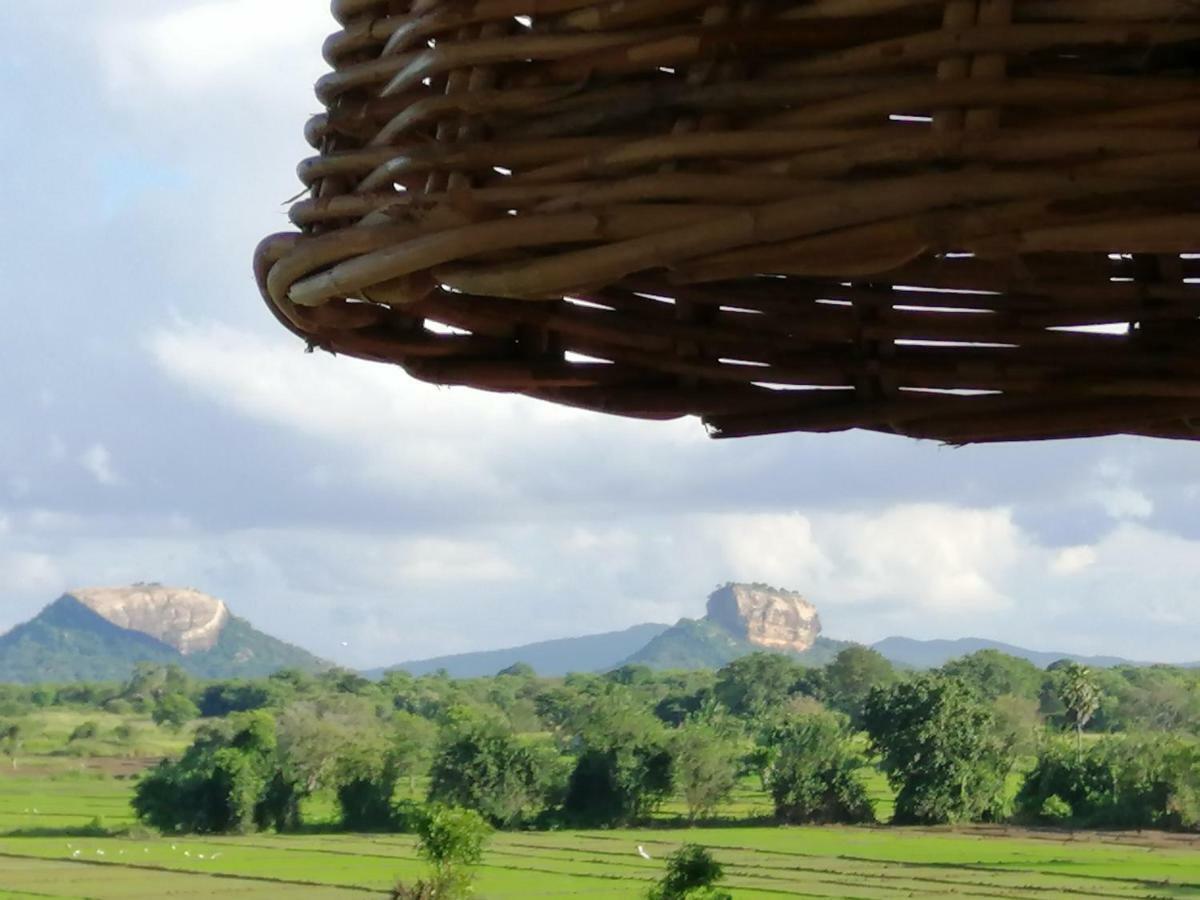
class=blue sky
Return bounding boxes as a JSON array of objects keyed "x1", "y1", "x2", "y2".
[{"x1": 3, "y1": 1, "x2": 1199, "y2": 668}]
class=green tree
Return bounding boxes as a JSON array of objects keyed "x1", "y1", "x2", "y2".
[
  {"x1": 823, "y1": 646, "x2": 896, "y2": 722},
  {"x1": 0, "y1": 722, "x2": 22, "y2": 770},
  {"x1": 152, "y1": 693, "x2": 200, "y2": 731},
  {"x1": 1057, "y1": 663, "x2": 1101, "y2": 755},
  {"x1": 566, "y1": 743, "x2": 673, "y2": 826},
  {"x1": 496, "y1": 662, "x2": 536, "y2": 679},
  {"x1": 132, "y1": 711, "x2": 294, "y2": 833},
  {"x1": 1016, "y1": 735, "x2": 1184, "y2": 829},
  {"x1": 393, "y1": 805, "x2": 491, "y2": 899},
  {"x1": 672, "y1": 718, "x2": 740, "y2": 823},
  {"x1": 276, "y1": 704, "x2": 352, "y2": 797},
  {"x1": 334, "y1": 724, "x2": 406, "y2": 831},
  {"x1": 942, "y1": 650, "x2": 1043, "y2": 702},
  {"x1": 765, "y1": 712, "x2": 874, "y2": 824},
  {"x1": 123, "y1": 663, "x2": 190, "y2": 709},
  {"x1": 647, "y1": 844, "x2": 731, "y2": 900},
  {"x1": 69, "y1": 721, "x2": 100, "y2": 743},
  {"x1": 862, "y1": 675, "x2": 1009, "y2": 824},
  {"x1": 991, "y1": 693, "x2": 1045, "y2": 759},
  {"x1": 714, "y1": 654, "x2": 803, "y2": 719},
  {"x1": 563, "y1": 688, "x2": 674, "y2": 825},
  {"x1": 428, "y1": 713, "x2": 557, "y2": 827}
]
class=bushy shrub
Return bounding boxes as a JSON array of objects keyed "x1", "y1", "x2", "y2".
[
  {"x1": 1040, "y1": 795, "x2": 1073, "y2": 823},
  {"x1": 672, "y1": 720, "x2": 740, "y2": 823},
  {"x1": 565, "y1": 744, "x2": 673, "y2": 826},
  {"x1": 428, "y1": 714, "x2": 560, "y2": 827},
  {"x1": 391, "y1": 805, "x2": 491, "y2": 900},
  {"x1": 647, "y1": 844, "x2": 731, "y2": 900},
  {"x1": 132, "y1": 712, "x2": 294, "y2": 834},
  {"x1": 68, "y1": 721, "x2": 99, "y2": 743},
  {"x1": 765, "y1": 712, "x2": 875, "y2": 825},
  {"x1": 338, "y1": 771, "x2": 401, "y2": 831},
  {"x1": 863, "y1": 675, "x2": 1010, "y2": 824},
  {"x1": 1017, "y1": 736, "x2": 1200, "y2": 831}
]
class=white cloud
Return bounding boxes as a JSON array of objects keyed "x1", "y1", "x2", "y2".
[
  {"x1": 80, "y1": 444, "x2": 121, "y2": 487},
  {"x1": 98, "y1": 0, "x2": 334, "y2": 99},
  {"x1": 1089, "y1": 458, "x2": 1154, "y2": 520},
  {"x1": 1050, "y1": 546, "x2": 1098, "y2": 576},
  {"x1": 707, "y1": 513, "x2": 834, "y2": 591},
  {"x1": 147, "y1": 321, "x2": 699, "y2": 504},
  {"x1": 0, "y1": 550, "x2": 61, "y2": 596},
  {"x1": 1092, "y1": 484, "x2": 1154, "y2": 521},
  {"x1": 708, "y1": 504, "x2": 1020, "y2": 617}
]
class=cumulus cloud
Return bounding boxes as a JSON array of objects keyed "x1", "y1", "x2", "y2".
[
  {"x1": 146, "y1": 320, "x2": 700, "y2": 509},
  {"x1": 706, "y1": 504, "x2": 1021, "y2": 622},
  {"x1": 97, "y1": 0, "x2": 333, "y2": 100},
  {"x1": 79, "y1": 444, "x2": 121, "y2": 487},
  {"x1": 1050, "y1": 546, "x2": 1098, "y2": 576}
]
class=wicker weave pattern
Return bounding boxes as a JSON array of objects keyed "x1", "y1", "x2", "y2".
[{"x1": 256, "y1": 0, "x2": 1200, "y2": 443}]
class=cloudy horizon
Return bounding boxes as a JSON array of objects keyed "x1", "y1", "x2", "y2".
[{"x1": 4, "y1": 1, "x2": 1199, "y2": 669}]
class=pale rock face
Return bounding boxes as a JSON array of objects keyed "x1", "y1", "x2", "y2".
[
  {"x1": 69, "y1": 585, "x2": 229, "y2": 655},
  {"x1": 706, "y1": 583, "x2": 821, "y2": 652}
]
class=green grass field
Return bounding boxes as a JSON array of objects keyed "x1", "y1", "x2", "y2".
[{"x1": 2, "y1": 749, "x2": 1200, "y2": 898}]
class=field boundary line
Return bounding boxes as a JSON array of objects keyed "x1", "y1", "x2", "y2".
[{"x1": 0, "y1": 852, "x2": 382, "y2": 896}]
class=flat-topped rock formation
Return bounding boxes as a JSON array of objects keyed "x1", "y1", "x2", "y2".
[
  {"x1": 706, "y1": 582, "x2": 822, "y2": 652},
  {"x1": 69, "y1": 585, "x2": 229, "y2": 655}
]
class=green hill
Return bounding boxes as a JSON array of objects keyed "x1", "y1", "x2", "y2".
[
  {"x1": 623, "y1": 617, "x2": 853, "y2": 670},
  {"x1": 374, "y1": 623, "x2": 670, "y2": 678},
  {"x1": 868, "y1": 636, "x2": 1168, "y2": 670},
  {"x1": 0, "y1": 593, "x2": 328, "y2": 684}
]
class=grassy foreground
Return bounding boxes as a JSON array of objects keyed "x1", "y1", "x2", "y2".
[{"x1": 3, "y1": 762, "x2": 1200, "y2": 898}]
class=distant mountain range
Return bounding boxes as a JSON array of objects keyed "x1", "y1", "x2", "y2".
[
  {"x1": 385, "y1": 629, "x2": 1184, "y2": 679},
  {"x1": 3, "y1": 583, "x2": 1190, "y2": 686},
  {"x1": 0, "y1": 586, "x2": 327, "y2": 684},
  {"x1": 370, "y1": 623, "x2": 671, "y2": 679},
  {"x1": 380, "y1": 583, "x2": 1192, "y2": 678},
  {"x1": 870, "y1": 636, "x2": 1192, "y2": 670}
]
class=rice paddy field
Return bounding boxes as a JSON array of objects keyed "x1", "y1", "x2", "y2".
[{"x1": 2, "y1": 743, "x2": 1200, "y2": 898}]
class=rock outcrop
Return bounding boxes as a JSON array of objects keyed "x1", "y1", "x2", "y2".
[
  {"x1": 705, "y1": 583, "x2": 821, "y2": 652},
  {"x1": 69, "y1": 584, "x2": 229, "y2": 655}
]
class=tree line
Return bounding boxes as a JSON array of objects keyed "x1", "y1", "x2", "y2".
[{"x1": 5, "y1": 648, "x2": 1200, "y2": 835}]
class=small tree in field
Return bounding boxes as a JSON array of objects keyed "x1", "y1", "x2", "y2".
[
  {"x1": 0, "y1": 722, "x2": 21, "y2": 770},
  {"x1": 647, "y1": 844, "x2": 731, "y2": 900},
  {"x1": 672, "y1": 719, "x2": 740, "y2": 823},
  {"x1": 393, "y1": 805, "x2": 491, "y2": 899}
]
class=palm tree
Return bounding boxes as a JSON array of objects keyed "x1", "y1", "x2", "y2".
[{"x1": 1057, "y1": 664, "x2": 1100, "y2": 757}]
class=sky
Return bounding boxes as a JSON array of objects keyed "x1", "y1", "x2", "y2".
[{"x1": 2, "y1": 0, "x2": 1199, "y2": 668}]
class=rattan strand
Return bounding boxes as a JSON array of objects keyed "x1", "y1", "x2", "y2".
[{"x1": 256, "y1": 0, "x2": 1200, "y2": 443}]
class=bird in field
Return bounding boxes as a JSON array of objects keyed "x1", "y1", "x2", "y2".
[
  {"x1": 637, "y1": 845, "x2": 652, "y2": 860},
  {"x1": 198, "y1": 854, "x2": 207, "y2": 860},
  {"x1": 184, "y1": 850, "x2": 191, "y2": 857},
  {"x1": 211, "y1": 853, "x2": 222, "y2": 860},
  {"x1": 96, "y1": 850, "x2": 105, "y2": 856},
  {"x1": 71, "y1": 850, "x2": 80, "y2": 858}
]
